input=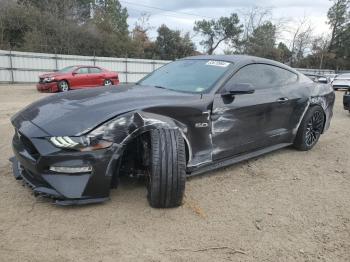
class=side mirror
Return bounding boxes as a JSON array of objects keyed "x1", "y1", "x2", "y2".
[
  {"x1": 72, "y1": 71, "x2": 78, "y2": 76},
  {"x1": 222, "y1": 83, "x2": 255, "y2": 96}
]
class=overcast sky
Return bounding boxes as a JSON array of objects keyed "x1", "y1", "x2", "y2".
[{"x1": 121, "y1": 0, "x2": 333, "y2": 53}]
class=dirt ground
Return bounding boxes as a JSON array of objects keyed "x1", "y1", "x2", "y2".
[{"x1": 0, "y1": 85, "x2": 349, "y2": 262}]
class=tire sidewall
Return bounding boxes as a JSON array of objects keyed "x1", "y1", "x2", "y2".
[
  {"x1": 294, "y1": 105, "x2": 325, "y2": 151},
  {"x1": 147, "y1": 129, "x2": 186, "y2": 208},
  {"x1": 58, "y1": 80, "x2": 69, "y2": 92},
  {"x1": 103, "y1": 79, "x2": 113, "y2": 86}
]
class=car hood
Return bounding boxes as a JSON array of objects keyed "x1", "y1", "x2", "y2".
[
  {"x1": 39, "y1": 72, "x2": 66, "y2": 78},
  {"x1": 333, "y1": 78, "x2": 350, "y2": 81},
  {"x1": 12, "y1": 85, "x2": 201, "y2": 136}
]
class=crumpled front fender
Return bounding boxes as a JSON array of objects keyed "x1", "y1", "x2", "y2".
[{"x1": 103, "y1": 111, "x2": 191, "y2": 176}]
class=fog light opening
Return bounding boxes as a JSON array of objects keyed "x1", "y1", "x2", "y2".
[{"x1": 49, "y1": 166, "x2": 92, "y2": 174}]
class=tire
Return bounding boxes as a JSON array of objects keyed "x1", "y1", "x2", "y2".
[
  {"x1": 58, "y1": 80, "x2": 69, "y2": 92},
  {"x1": 103, "y1": 79, "x2": 113, "y2": 86},
  {"x1": 293, "y1": 105, "x2": 325, "y2": 151},
  {"x1": 147, "y1": 129, "x2": 186, "y2": 208}
]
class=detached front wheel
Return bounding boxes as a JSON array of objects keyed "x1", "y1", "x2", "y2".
[
  {"x1": 147, "y1": 129, "x2": 186, "y2": 208},
  {"x1": 293, "y1": 105, "x2": 325, "y2": 151}
]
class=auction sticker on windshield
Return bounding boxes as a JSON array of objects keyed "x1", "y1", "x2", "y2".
[{"x1": 206, "y1": 60, "x2": 230, "y2": 67}]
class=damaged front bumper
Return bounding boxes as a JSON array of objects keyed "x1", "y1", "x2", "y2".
[
  {"x1": 10, "y1": 123, "x2": 118, "y2": 205},
  {"x1": 9, "y1": 157, "x2": 110, "y2": 205}
]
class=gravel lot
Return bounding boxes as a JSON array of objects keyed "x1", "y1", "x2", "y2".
[{"x1": 0, "y1": 85, "x2": 349, "y2": 262}]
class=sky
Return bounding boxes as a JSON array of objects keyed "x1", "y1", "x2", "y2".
[{"x1": 121, "y1": 0, "x2": 333, "y2": 53}]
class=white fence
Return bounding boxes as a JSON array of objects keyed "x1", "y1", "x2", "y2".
[
  {"x1": 0, "y1": 50, "x2": 171, "y2": 83},
  {"x1": 295, "y1": 68, "x2": 336, "y2": 75},
  {"x1": 0, "y1": 49, "x2": 341, "y2": 84}
]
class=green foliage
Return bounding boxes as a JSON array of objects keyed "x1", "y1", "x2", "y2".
[
  {"x1": 245, "y1": 22, "x2": 277, "y2": 59},
  {"x1": 276, "y1": 42, "x2": 292, "y2": 64},
  {"x1": 326, "y1": 0, "x2": 350, "y2": 69},
  {"x1": 155, "y1": 25, "x2": 195, "y2": 60},
  {"x1": 0, "y1": 0, "x2": 196, "y2": 60},
  {"x1": 93, "y1": 0, "x2": 129, "y2": 34},
  {"x1": 1, "y1": 0, "x2": 349, "y2": 69},
  {"x1": 0, "y1": 1, "x2": 31, "y2": 48},
  {"x1": 194, "y1": 13, "x2": 243, "y2": 54}
]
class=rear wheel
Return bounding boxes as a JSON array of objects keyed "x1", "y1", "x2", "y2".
[
  {"x1": 147, "y1": 129, "x2": 186, "y2": 208},
  {"x1": 58, "y1": 80, "x2": 69, "y2": 92},
  {"x1": 293, "y1": 105, "x2": 325, "y2": 151}
]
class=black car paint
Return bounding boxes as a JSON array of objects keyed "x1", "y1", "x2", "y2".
[
  {"x1": 10, "y1": 55, "x2": 335, "y2": 204},
  {"x1": 344, "y1": 90, "x2": 350, "y2": 111}
]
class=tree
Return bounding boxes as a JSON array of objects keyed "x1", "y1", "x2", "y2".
[
  {"x1": 93, "y1": 0, "x2": 129, "y2": 35},
  {"x1": 19, "y1": 0, "x2": 92, "y2": 23},
  {"x1": 194, "y1": 13, "x2": 243, "y2": 54},
  {"x1": 289, "y1": 18, "x2": 314, "y2": 67},
  {"x1": 298, "y1": 1, "x2": 349, "y2": 70},
  {"x1": 276, "y1": 42, "x2": 292, "y2": 64},
  {"x1": 0, "y1": 1, "x2": 31, "y2": 49},
  {"x1": 328, "y1": 0, "x2": 349, "y2": 51},
  {"x1": 131, "y1": 13, "x2": 155, "y2": 58},
  {"x1": 311, "y1": 35, "x2": 331, "y2": 69},
  {"x1": 155, "y1": 25, "x2": 195, "y2": 60},
  {"x1": 241, "y1": 7, "x2": 272, "y2": 39},
  {"x1": 326, "y1": 0, "x2": 350, "y2": 69},
  {"x1": 245, "y1": 21, "x2": 277, "y2": 59}
]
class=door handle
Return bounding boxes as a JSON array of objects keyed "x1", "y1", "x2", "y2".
[{"x1": 277, "y1": 97, "x2": 289, "y2": 103}]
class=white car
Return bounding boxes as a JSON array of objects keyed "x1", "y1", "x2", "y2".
[
  {"x1": 332, "y1": 73, "x2": 350, "y2": 90},
  {"x1": 318, "y1": 74, "x2": 337, "y2": 84}
]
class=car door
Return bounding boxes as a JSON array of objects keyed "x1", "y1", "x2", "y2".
[
  {"x1": 211, "y1": 63, "x2": 300, "y2": 161},
  {"x1": 88, "y1": 67, "x2": 104, "y2": 86},
  {"x1": 70, "y1": 67, "x2": 90, "y2": 88}
]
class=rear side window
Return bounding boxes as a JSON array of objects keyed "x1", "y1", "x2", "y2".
[
  {"x1": 76, "y1": 67, "x2": 89, "y2": 74},
  {"x1": 229, "y1": 64, "x2": 298, "y2": 90},
  {"x1": 89, "y1": 67, "x2": 102, "y2": 73}
]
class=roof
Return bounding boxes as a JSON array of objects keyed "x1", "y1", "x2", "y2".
[{"x1": 183, "y1": 54, "x2": 297, "y2": 73}]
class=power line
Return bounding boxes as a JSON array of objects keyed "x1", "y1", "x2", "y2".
[{"x1": 120, "y1": 0, "x2": 215, "y2": 20}]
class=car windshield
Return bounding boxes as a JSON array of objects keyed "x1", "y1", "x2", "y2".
[
  {"x1": 58, "y1": 66, "x2": 78, "y2": 73},
  {"x1": 138, "y1": 59, "x2": 233, "y2": 93}
]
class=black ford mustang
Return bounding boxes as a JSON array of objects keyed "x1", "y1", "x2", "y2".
[
  {"x1": 10, "y1": 55, "x2": 335, "y2": 208},
  {"x1": 344, "y1": 90, "x2": 350, "y2": 112}
]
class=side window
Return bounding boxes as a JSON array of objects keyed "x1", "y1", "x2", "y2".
[
  {"x1": 228, "y1": 64, "x2": 298, "y2": 90},
  {"x1": 89, "y1": 67, "x2": 102, "y2": 73},
  {"x1": 277, "y1": 68, "x2": 298, "y2": 85},
  {"x1": 76, "y1": 67, "x2": 89, "y2": 74}
]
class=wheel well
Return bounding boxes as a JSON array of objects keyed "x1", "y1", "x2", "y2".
[
  {"x1": 110, "y1": 129, "x2": 189, "y2": 188},
  {"x1": 309, "y1": 104, "x2": 327, "y2": 133}
]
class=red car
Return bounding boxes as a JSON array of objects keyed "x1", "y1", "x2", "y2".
[{"x1": 36, "y1": 65, "x2": 119, "y2": 92}]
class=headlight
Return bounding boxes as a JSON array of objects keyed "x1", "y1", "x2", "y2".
[
  {"x1": 44, "y1": 76, "x2": 55, "y2": 82},
  {"x1": 49, "y1": 113, "x2": 136, "y2": 151},
  {"x1": 49, "y1": 136, "x2": 112, "y2": 151}
]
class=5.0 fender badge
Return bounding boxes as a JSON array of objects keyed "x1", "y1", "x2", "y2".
[{"x1": 195, "y1": 122, "x2": 209, "y2": 128}]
